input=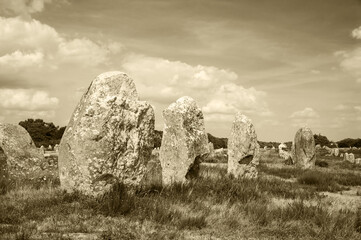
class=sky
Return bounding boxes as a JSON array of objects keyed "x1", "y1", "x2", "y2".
[{"x1": 0, "y1": 0, "x2": 360, "y2": 142}]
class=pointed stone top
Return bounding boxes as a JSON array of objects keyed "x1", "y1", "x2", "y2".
[
  {"x1": 234, "y1": 112, "x2": 252, "y2": 124},
  {"x1": 167, "y1": 96, "x2": 198, "y2": 113}
]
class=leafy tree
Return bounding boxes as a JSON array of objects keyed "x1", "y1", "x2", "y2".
[
  {"x1": 19, "y1": 119, "x2": 66, "y2": 147},
  {"x1": 313, "y1": 134, "x2": 331, "y2": 147},
  {"x1": 154, "y1": 130, "x2": 163, "y2": 148},
  {"x1": 207, "y1": 133, "x2": 228, "y2": 149},
  {"x1": 337, "y1": 138, "x2": 361, "y2": 148}
]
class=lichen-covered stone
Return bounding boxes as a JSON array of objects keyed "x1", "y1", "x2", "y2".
[
  {"x1": 345, "y1": 153, "x2": 355, "y2": 163},
  {"x1": 228, "y1": 113, "x2": 259, "y2": 178},
  {"x1": 334, "y1": 148, "x2": 339, "y2": 157},
  {"x1": 0, "y1": 146, "x2": 8, "y2": 193},
  {"x1": 159, "y1": 96, "x2": 209, "y2": 185},
  {"x1": 58, "y1": 72, "x2": 155, "y2": 196},
  {"x1": 293, "y1": 127, "x2": 316, "y2": 169},
  {"x1": 0, "y1": 123, "x2": 45, "y2": 180},
  {"x1": 141, "y1": 151, "x2": 162, "y2": 187}
]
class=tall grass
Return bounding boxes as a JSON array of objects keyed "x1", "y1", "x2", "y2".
[{"x1": 1, "y1": 165, "x2": 361, "y2": 239}]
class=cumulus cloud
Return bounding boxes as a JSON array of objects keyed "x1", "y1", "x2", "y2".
[
  {"x1": 352, "y1": 26, "x2": 361, "y2": 40},
  {"x1": 289, "y1": 107, "x2": 320, "y2": 128},
  {"x1": 336, "y1": 29, "x2": 361, "y2": 82},
  {"x1": 0, "y1": 50, "x2": 44, "y2": 69},
  {"x1": 202, "y1": 83, "x2": 271, "y2": 117},
  {"x1": 0, "y1": 89, "x2": 59, "y2": 111},
  {"x1": 290, "y1": 107, "x2": 319, "y2": 119},
  {"x1": 121, "y1": 54, "x2": 271, "y2": 122},
  {"x1": 0, "y1": 0, "x2": 52, "y2": 17},
  {"x1": 0, "y1": 16, "x2": 120, "y2": 73},
  {"x1": 334, "y1": 104, "x2": 349, "y2": 111}
]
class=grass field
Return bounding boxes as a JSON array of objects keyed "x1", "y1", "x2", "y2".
[{"x1": 1, "y1": 150, "x2": 361, "y2": 240}]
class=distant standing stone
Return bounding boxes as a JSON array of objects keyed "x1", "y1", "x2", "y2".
[
  {"x1": 54, "y1": 144, "x2": 59, "y2": 153},
  {"x1": 159, "y1": 96, "x2": 209, "y2": 185},
  {"x1": 334, "y1": 148, "x2": 339, "y2": 157},
  {"x1": 0, "y1": 124, "x2": 45, "y2": 180},
  {"x1": 39, "y1": 145, "x2": 45, "y2": 154},
  {"x1": 59, "y1": 72, "x2": 155, "y2": 196},
  {"x1": 228, "y1": 113, "x2": 259, "y2": 178},
  {"x1": 293, "y1": 127, "x2": 316, "y2": 169}
]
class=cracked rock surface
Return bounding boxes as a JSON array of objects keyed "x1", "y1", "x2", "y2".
[
  {"x1": 159, "y1": 96, "x2": 209, "y2": 185},
  {"x1": 228, "y1": 113, "x2": 259, "y2": 179},
  {"x1": 0, "y1": 123, "x2": 44, "y2": 182},
  {"x1": 58, "y1": 72, "x2": 155, "y2": 196},
  {"x1": 293, "y1": 127, "x2": 316, "y2": 169}
]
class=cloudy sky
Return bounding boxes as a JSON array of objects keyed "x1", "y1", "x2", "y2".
[{"x1": 0, "y1": 0, "x2": 361, "y2": 141}]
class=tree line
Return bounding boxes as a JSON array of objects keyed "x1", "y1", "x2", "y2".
[
  {"x1": 18, "y1": 119, "x2": 360, "y2": 149},
  {"x1": 19, "y1": 119, "x2": 66, "y2": 148}
]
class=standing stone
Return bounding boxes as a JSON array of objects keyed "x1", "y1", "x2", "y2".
[
  {"x1": 334, "y1": 148, "x2": 339, "y2": 157},
  {"x1": 0, "y1": 146, "x2": 8, "y2": 194},
  {"x1": 0, "y1": 124, "x2": 45, "y2": 180},
  {"x1": 208, "y1": 142, "x2": 215, "y2": 158},
  {"x1": 340, "y1": 153, "x2": 344, "y2": 158},
  {"x1": 141, "y1": 150, "x2": 162, "y2": 187},
  {"x1": 293, "y1": 127, "x2": 316, "y2": 169},
  {"x1": 349, "y1": 153, "x2": 355, "y2": 163},
  {"x1": 355, "y1": 158, "x2": 361, "y2": 165},
  {"x1": 228, "y1": 113, "x2": 259, "y2": 178},
  {"x1": 59, "y1": 72, "x2": 155, "y2": 196},
  {"x1": 159, "y1": 96, "x2": 209, "y2": 185},
  {"x1": 324, "y1": 146, "x2": 332, "y2": 155},
  {"x1": 344, "y1": 153, "x2": 349, "y2": 161},
  {"x1": 39, "y1": 145, "x2": 45, "y2": 154},
  {"x1": 54, "y1": 144, "x2": 59, "y2": 153},
  {"x1": 278, "y1": 143, "x2": 287, "y2": 151}
]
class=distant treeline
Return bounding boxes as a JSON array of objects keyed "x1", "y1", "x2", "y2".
[
  {"x1": 153, "y1": 131, "x2": 228, "y2": 149},
  {"x1": 19, "y1": 119, "x2": 66, "y2": 148},
  {"x1": 19, "y1": 119, "x2": 360, "y2": 149},
  {"x1": 313, "y1": 134, "x2": 361, "y2": 148}
]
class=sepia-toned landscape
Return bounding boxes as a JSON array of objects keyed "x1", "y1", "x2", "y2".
[{"x1": 1, "y1": 1, "x2": 361, "y2": 240}]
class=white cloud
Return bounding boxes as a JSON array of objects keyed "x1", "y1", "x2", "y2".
[
  {"x1": 0, "y1": 0, "x2": 52, "y2": 17},
  {"x1": 57, "y1": 38, "x2": 112, "y2": 67},
  {"x1": 336, "y1": 47, "x2": 361, "y2": 82},
  {"x1": 334, "y1": 104, "x2": 349, "y2": 111},
  {"x1": 0, "y1": 50, "x2": 44, "y2": 69},
  {"x1": 290, "y1": 107, "x2": 319, "y2": 119},
  {"x1": 354, "y1": 106, "x2": 361, "y2": 112},
  {"x1": 202, "y1": 83, "x2": 271, "y2": 117},
  {"x1": 0, "y1": 89, "x2": 59, "y2": 111},
  {"x1": 121, "y1": 54, "x2": 271, "y2": 122},
  {"x1": 0, "y1": 17, "x2": 120, "y2": 71},
  {"x1": 352, "y1": 26, "x2": 361, "y2": 40},
  {"x1": 289, "y1": 108, "x2": 321, "y2": 128}
]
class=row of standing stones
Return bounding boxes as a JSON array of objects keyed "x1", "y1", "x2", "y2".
[{"x1": 1, "y1": 72, "x2": 317, "y2": 196}]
